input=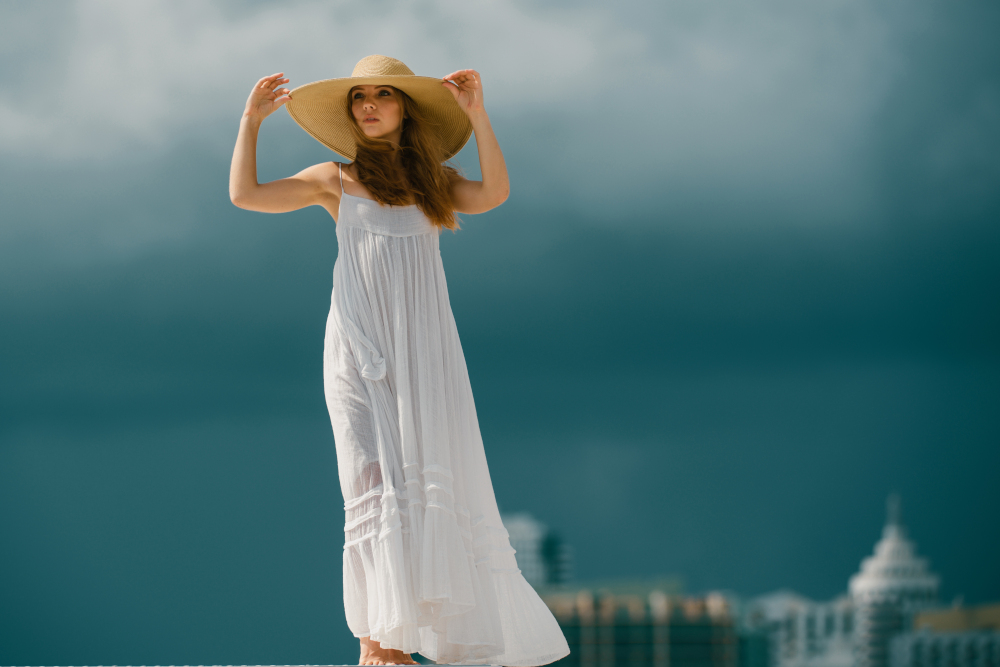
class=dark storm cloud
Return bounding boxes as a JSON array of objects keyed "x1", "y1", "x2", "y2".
[{"x1": 2, "y1": 1, "x2": 999, "y2": 665}]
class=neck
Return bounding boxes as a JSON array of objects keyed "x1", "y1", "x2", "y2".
[
  {"x1": 382, "y1": 127, "x2": 403, "y2": 150},
  {"x1": 366, "y1": 128, "x2": 404, "y2": 167}
]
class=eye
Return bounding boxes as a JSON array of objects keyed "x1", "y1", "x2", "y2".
[
  {"x1": 353, "y1": 92, "x2": 363, "y2": 100},
  {"x1": 378, "y1": 89, "x2": 391, "y2": 96}
]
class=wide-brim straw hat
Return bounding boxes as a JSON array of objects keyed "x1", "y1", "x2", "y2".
[{"x1": 285, "y1": 54, "x2": 473, "y2": 161}]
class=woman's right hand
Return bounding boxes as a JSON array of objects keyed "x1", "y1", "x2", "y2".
[
  {"x1": 232, "y1": 70, "x2": 335, "y2": 215},
  {"x1": 243, "y1": 72, "x2": 291, "y2": 122}
]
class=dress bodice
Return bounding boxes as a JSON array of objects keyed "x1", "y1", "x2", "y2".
[{"x1": 337, "y1": 192, "x2": 441, "y2": 238}]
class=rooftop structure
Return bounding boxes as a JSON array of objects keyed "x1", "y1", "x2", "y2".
[
  {"x1": 541, "y1": 584, "x2": 738, "y2": 667},
  {"x1": 849, "y1": 495, "x2": 940, "y2": 667}
]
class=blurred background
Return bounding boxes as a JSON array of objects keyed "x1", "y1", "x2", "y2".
[{"x1": 1, "y1": 1, "x2": 998, "y2": 665}]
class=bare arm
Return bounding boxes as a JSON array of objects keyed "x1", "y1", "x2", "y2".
[
  {"x1": 229, "y1": 72, "x2": 337, "y2": 213},
  {"x1": 442, "y1": 70, "x2": 510, "y2": 214}
]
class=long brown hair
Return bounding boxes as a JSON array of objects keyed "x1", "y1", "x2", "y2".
[{"x1": 346, "y1": 87, "x2": 461, "y2": 231}]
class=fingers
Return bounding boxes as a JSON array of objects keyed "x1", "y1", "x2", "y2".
[
  {"x1": 255, "y1": 73, "x2": 279, "y2": 88},
  {"x1": 441, "y1": 67, "x2": 485, "y2": 113},
  {"x1": 255, "y1": 72, "x2": 286, "y2": 89},
  {"x1": 250, "y1": 74, "x2": 290, "y2": 106},
  {"x1": 443, "y1": 68, "x2": 479, "y2": 79},
  {"x1": 268, "y1": 86, "x2": 291, "y2": 98},
  {"x1": 441, "y1": 80, "x2": 461, "y2": 100},
  {"x1": 442, "y1": 69, "x2": 481, "y2": 86},
  {"x1": 263, "y1": 76, "x2": 289, "y2": 91},
  {"x1": 443, "y1": 73, "x2": 476, "y2": 86},
  {"x1": 443, "y1": 76, "x2": 478, "y2": 92}
]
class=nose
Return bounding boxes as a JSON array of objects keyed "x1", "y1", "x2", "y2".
[{"x1": 363, "y1": 98, "x2": 376, "y2": 112}]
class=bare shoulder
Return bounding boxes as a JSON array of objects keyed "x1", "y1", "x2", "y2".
[
  {"x1": 291, "y1": 161, "x2": 347, "y2": 221},
  {"x1": 340, "y1": 161, "x2": 364, "y2": 186},
  {"x1": 446, "y1": 169, "x2": 474, "y2": 196},
  {"x1": 297, "y1": 160, "x2": 341, "y2": 193},
  {"x1": 447, "y1": 168, "x2": 471, "y2": 184},
  {"x1": 339, "y1": 162, "x2": 379, "y2": 200}
]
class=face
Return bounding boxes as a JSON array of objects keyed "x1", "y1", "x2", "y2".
[{"x1": 350, "y1": 85, "x2": 405, "y2": 141}]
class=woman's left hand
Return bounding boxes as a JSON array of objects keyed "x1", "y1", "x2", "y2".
[{"x1": 442, "y1": 69, "x2": 485, "y2": 116}]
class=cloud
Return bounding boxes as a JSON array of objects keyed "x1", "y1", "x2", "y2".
[
  {"x1": 0, "y1": 1, "x2": 898, "y2": 174},
  {"x1": 0, "y1": 0, "x2": 618, "y2": 160},
  {"x1": 1, "y1": 0, "x2": 998, "y2": 260}
]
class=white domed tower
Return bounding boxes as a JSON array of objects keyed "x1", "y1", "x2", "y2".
[{"x1": 848, "y1": 494, "x2": 939, "y2": 667}]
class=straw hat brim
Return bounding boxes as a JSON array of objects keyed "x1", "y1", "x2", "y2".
[{"x1": 285, "y1": 75, "x2": 473, "y2": 161}]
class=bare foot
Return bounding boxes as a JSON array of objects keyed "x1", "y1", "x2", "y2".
[
  {"x1": 359, "y1": 636, "x2": 419, "y2": 665},
  {"x1": 387, "y1": 647, "x2": 419, "y2": 665}
]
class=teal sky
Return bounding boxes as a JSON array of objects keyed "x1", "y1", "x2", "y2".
[{"x1": 1, "y1": 1, "x2": 998, "y2": 665}]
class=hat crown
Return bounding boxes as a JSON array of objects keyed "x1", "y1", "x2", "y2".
[{"x1": 352, "y1": 55, "x2": 414, "y2": 78}]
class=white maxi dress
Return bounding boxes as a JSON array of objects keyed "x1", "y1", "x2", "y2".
[{"x1": 323, "y1": 165, "x2": 570, "y2": 666}]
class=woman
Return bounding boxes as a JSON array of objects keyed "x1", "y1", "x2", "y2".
[{"x1": 229, "y1": 55, "x2": 570, "y2": 667}]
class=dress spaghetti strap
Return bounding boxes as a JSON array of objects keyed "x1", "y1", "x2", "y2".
[{"x1": 339, "y1": 162, "x2": 344, "y2": 196}]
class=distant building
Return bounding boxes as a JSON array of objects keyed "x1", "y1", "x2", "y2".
[
  {"x1": 724, "y1": 494, "x2": 948, "y2": 667},
  {"x1": 849, "y1": 494, "x2": 940, "y2": 667},
  {"x1": 889, "y1": 628, "x2": 1000, "y2": 667},
  {"x1": 502, "y1": 512, "x2": 574, "y2": 588},
  {"x1": 739, "y1": 590, "x2": 854, "y2": 667},
  {"x1": 889, "y1": 602, "x2": 1000, "y2": 667},
  {"x1": 540, "y1": 582, "x2": 738, "y2": 667},
  {"x1": 912, "y1": 604, "x2": 1000, "y2": 633},
  {"x1": 531, "y1": 494, "x2": 960, "y2": 667}
]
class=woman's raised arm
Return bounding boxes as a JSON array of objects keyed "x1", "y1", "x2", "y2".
[
  {"x1": 229, "y1": 73, "x2": 335, "y2": 214},
  {"x1": 442, "y1": 69, "x2": 510, "y2": 215}
]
